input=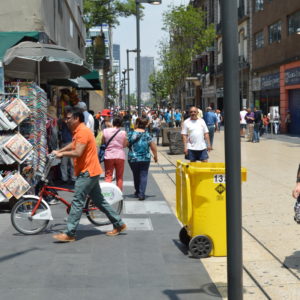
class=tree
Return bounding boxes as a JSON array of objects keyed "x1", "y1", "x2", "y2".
[
  {"x1": 148, "y1": 71, "x2": 168, "y2": 108},
  {"x1": 83, "y1": 0, "x2": 138, "y2": 28},
  {"x1": 158, "y1": 5, "x2": 215, "y2": 108}
]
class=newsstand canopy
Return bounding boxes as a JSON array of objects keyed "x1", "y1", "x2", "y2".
[
  {"x1": 82, "y1": 70, "x2": 102, "y2": 90},
  {"x1": 0, "y1": 31, "x2": 39, "y2": 60}
]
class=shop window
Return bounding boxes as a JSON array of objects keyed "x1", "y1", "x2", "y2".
[
  {"x1": 288, "y1": 10, "x2": 300, "y2": 35},
  {"x1": 254, "y1": 0, "x2": 264, "y2": 12},
  {"x1": 268, "y1": 21, "x2": 281, "y2": 44},
  {"x1": 254, "y1": 31, "x2": 264, "y2": 49}
]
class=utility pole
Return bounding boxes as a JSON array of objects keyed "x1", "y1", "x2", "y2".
[{"x1": 221, "y1": 1, "x2": 243, "y2": 299}]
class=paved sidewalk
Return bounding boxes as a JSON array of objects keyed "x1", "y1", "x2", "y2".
[
  {"x1": 157, "y1": 131, "x2": 300, "y2": 299},
  {"x1": 0, "y1": 161, "x2": 222, "y2": 300}
]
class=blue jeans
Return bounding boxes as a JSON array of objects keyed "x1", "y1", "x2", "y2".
[
  {"x1": 124, "y1": 121, "x2": 130, "y2": 133},
  {"x1": 152, "y1": 127, "x2": 160, "y2": 144},
  {"x1": 253, "y1": 123, "x2": 260, "y2": 142},
  {"x1": 207, "y1": 125, "x2": 215, "y2": 147},
  {"x1": 187, "y1": 149, "x2": 209, "y2": 162},
  {"x1": 65, "y1": 172, "x2": 124, "y2": 237},
  {"x1": 129, "y1": 161, "x2": 150, "y2": 198}
]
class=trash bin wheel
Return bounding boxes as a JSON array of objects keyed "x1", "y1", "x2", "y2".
[
  {"x1": 189, "y1": 235, "x2": 212, "y2": 258},
  {"x1": 179, "y1": 226, "x2": 191, "y2": 246}
]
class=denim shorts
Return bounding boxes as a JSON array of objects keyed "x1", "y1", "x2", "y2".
[{"x1": 187, "y1": 149, "x2": 209, "y2": 162}]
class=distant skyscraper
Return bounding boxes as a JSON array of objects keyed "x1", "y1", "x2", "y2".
[{"x1": 135, "y1": 56, "x2": 154, "y2": 102}]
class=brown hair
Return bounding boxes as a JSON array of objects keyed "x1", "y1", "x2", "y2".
[{"x1": 136, "y1": 117, "x2": 148, "y2": 129}]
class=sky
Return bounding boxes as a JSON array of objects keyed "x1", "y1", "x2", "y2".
[{"x1": 113, "y1": 0, "x2": 189, "y2": 91}]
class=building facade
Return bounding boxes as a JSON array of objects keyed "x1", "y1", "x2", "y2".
[
  {"x1": 252, "y1": 0, "x2": 300, "y2": 133},
  {"x1": 135, "y1": 56, "x2": 154, "y2": 103},
  {"x1": 0, "y1": 0, "x2": 86, "y2": 58},
  {"x1": 188, "y1": 0, "x2": 300, "y2": 134}
]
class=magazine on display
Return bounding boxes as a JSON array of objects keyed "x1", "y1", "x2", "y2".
[
  {"x1": 2, "y1": 172, "x2": 30, "y2": 199},
  {"x1": 0, "y1": 174, "x2": 13, "y2": 200},
  {"x1": 5, "y1": 98, "x2": 31, "y2": 124},
  {"x1": 3, "y1": 133, "x2": 33, "y2": 163},
  {"x1": 0, "y1": 110, "x2": 17, "y2": 130}
]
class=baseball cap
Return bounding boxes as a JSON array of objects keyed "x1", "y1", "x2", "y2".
[
  {"x1": 75, "y1": 101, "x2": 87, "y2": 110},
  {"x1": 101, "y1": 109, "x2": 111, "y2": 116}
]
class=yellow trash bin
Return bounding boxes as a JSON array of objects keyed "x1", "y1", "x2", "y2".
[{"x1": 176, "y1": 161, "x2": 247, "y2": 258}]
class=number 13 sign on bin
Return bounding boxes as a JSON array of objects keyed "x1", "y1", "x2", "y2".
[{"x1": 214, "y1": 174, "x2": 226, "y2": 183}]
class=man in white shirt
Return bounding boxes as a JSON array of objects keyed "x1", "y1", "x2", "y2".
[
  {"x1": 181, "y1": 106, "x2": 212, "y2": 162},
  {"x1": 240, "y1": 107, "x2": 247, "y2": 137},
  {"x1": 75, "y1": 102, "x2": 94, "y2": 132}
]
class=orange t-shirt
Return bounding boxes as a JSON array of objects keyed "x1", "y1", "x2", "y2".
[{"x1": 72, "y1": 123, "x2": 102, "y2": 177}]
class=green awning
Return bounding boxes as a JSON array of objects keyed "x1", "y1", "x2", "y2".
[
  {"x1": 82, "y1": 70, "x2": 102, "y2": 90},
  {"x1": 0, "y1": 31, "x2": 40, "y2": 60},
  {"x1": 82, "y1": 70, "x2": 99, "y2": 80}
]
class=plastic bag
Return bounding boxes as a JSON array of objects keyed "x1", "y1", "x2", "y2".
[{"x1": 95, "y1": 130, "x2": 103, "y2": 147}]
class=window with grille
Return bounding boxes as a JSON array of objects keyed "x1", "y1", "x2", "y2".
[
  {"x1": 288, "y1": 11, "x2": 300, "y2": 35},
  {"x1": 269, "y1": 21, "x2": 281, "y2": 44},
  {"x1": 255, "y1": 31, "x2": 264, "y2": 49},
  {"x1": 255, "y1": 0, "x2": 264, "y2": 12}
]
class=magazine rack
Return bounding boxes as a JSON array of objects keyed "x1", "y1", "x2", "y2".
[{"x1": 0, "y1": 83, "x2": 47, "y2": 204}]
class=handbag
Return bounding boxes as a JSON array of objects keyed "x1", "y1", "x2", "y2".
[{"x1": 98, "y1": 129, "x2": 121, "y2": 163}]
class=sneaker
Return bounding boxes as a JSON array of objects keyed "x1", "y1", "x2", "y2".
[
  {"x1": 49, "y1": 199, "x2": 59, "y2": 205},
  {"x1": 52, "y1": 233, "x2": 76, "y2": 242},
  {"x1": 106, "y1": 224, "x2": 127, "y2": 236}
]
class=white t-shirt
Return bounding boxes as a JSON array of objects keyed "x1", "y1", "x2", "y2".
[
  {"x1": 132, "y1": 114, "x2": 138, "y2": 125},
  {"x1": 181, "y1": 118, "x2": 209, "y2": 150},
  {"x1": 83, "y1": 111, "x2": 94, "y2": 132},
  {"x1": 240, "y1": 110, "x2": 247, "y2": 125}
]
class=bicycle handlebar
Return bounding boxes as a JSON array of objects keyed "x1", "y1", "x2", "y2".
[{"x1": 41, "y1": 153, "x2": 61, "y2": 181}]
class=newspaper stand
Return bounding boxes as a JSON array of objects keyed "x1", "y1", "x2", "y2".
[{"x1": 176, "y1": 161, "x2": 247, "y2": 258}]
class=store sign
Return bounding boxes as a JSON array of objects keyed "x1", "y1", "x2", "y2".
[
  {"x1": 252, "y1": 77, "x2": 261, "y2": 91},
  {"x1": 261, "y1": 73, "x2": 279, "y2": 90},
  {"x1": 0, "y1": 61, "x2": 4, "y2": 94},
  {"x1": 203, "y1": 86, "x2": 216, "y2": 97},
  {"x1": 285, "y1": 67, "x2": 300, "y2": 86},
  {"x1": 216, "y1": 88, "x2": 224, "y2": 98}
]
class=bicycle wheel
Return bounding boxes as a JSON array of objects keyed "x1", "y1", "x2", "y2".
[
  {"x1": 85, "y1": 197, "x2": 123, "y2": 226},
  {"x1": 11, "y1": 198, "x2": 49, "y2": 235}
]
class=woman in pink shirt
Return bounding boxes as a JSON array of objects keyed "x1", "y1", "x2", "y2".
[{"x1": 102, "y1": 117, "x2": 127, "y2": 190}]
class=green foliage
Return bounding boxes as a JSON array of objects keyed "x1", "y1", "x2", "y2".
[
  {"x1": 148, "y1": 71, "x2": 168, "y2": 106},
  {"x1": 158, "y1": 4, "x2": 215, "y2": 98},
  {"x1": 83, "y1": 0, "x2": 138, "y2": 28},
  {"x1": 124, "y1": 93, "x2": 137, "y2": 108}
]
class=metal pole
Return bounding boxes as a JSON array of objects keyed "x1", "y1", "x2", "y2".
[
  {"x1": 220, "y1": 1, "x2": 243, "y2": 300},
  {"x1": 127, "y1": 50, "x2": 131, "y2": 112},
  {"x1": 136, "y1": 1, "x2": 141, "y2": 116}
]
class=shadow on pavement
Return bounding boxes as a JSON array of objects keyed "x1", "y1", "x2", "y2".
[
  {"x1": 163, "y1": 282, "x2": 222, "y2": 299},
  {"x1": 0, "y1": 247, "x2": 41, "y2": 263},
  {"x1": 172, "y1": 239, "x2": 189, "y2": 256},
  {"x1": 283, "y1": 251, "x2": 300, "y2": 276}
]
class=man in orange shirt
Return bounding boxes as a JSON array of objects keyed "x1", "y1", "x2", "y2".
[{"x1": 52, "y1": 107, "x2": 126, "y2": 242}]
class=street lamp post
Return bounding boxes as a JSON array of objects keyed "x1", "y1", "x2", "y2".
[
  {"x1": 127, "y1": 49, "x2": 137, "y2": 112},
  {"x1": 135, "y1": 0, "x2": 161, "y2": 116},
  {"x1": 122, "y1": 69, "x2": 126, "y2": 109}
]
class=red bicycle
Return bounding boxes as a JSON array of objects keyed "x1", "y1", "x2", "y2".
[{"x1": 11, "y1": 154, "x2": 123, "y2": 235}]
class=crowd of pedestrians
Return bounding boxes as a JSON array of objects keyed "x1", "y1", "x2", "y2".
[{"x1": 48, "y1": 101, "x2": 292, "y2": 242}]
